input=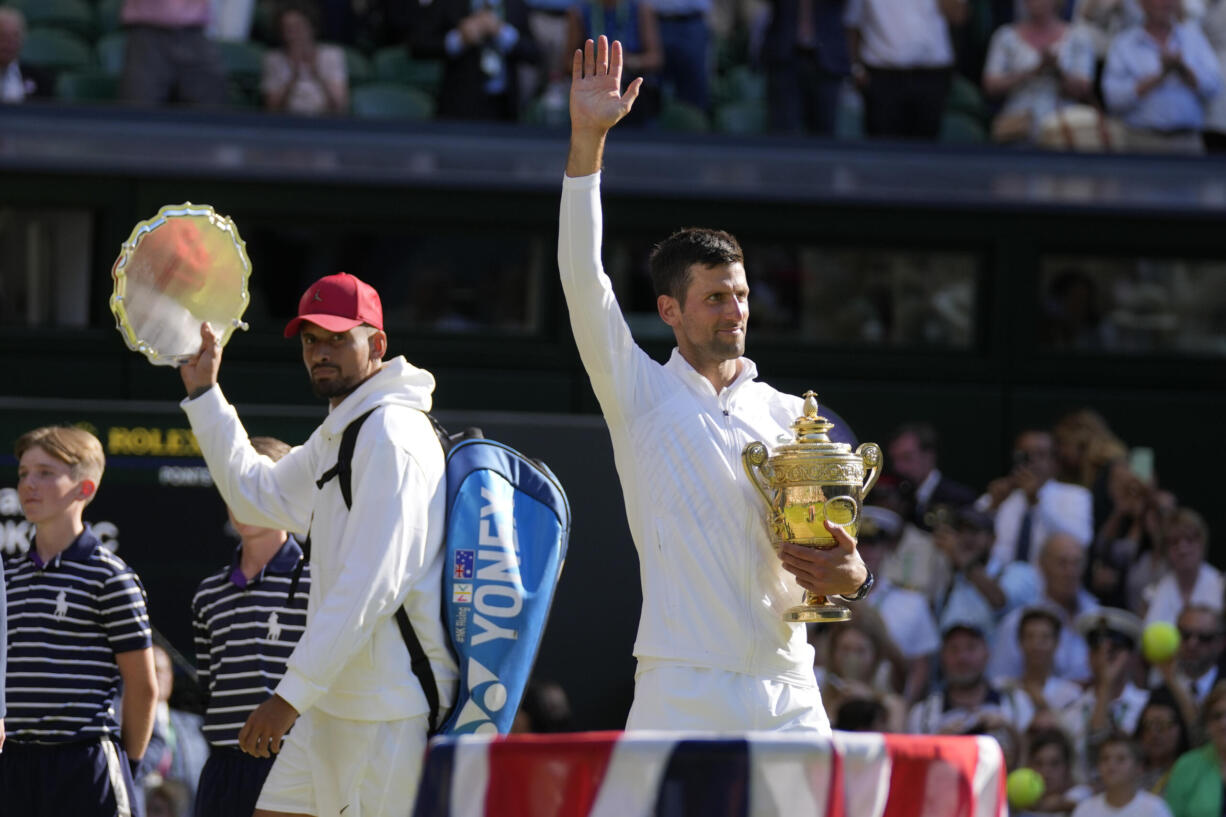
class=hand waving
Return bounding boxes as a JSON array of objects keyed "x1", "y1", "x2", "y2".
[{"x1": 570, "y1": 36, "x2": 642, "y2": 136}]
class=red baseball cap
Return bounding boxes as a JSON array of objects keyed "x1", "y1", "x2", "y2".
[{"x1": 283, "y1": 272, "x2": 383, "y2": 338}]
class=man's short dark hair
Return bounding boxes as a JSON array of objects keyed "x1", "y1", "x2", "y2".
[{"x1": 648, "y1": 228, "x2": 744, "y2": 303}]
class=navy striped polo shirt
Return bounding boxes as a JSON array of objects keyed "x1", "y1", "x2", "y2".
[
  {"x1": 192, "y1": 537, "x2": 309, "y2": 747},
  {"x1": 3, "y1": 525, "x2": 152, "y2": 744}
]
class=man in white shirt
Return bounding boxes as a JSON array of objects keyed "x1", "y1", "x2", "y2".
[
  {"x1": 0, "y1": 9, "x2": 51, "y2": 104},
  {"x1": 843, "y1": 0, "x2": 967, "y2": 139},
  {"x1": 560, "y1": 36, "x2": 871, "y2": 732},
  {"x1": 984, "y1": 429, "x2": 1093, "y2": 570}
]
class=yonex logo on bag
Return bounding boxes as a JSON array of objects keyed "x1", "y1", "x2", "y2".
[{"x1": 471, "y1": 486, "x2": 522, "y2": 647}]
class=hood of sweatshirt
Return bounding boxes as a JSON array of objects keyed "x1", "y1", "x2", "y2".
[{"x1": 321, "y1": 356, "x2": 435, "y2": 435}]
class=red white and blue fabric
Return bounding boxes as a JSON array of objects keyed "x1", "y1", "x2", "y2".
[{"x1": 412, "y1": 730, "x2": 1006, "y2": 817}]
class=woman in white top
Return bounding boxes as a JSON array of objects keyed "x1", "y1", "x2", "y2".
[
  {"x1": 262, "y1": 1, "x2": 349, "y2": 115},
  {"x1": 983, "y1": 0, "x2": 1097, "y2": 141}
]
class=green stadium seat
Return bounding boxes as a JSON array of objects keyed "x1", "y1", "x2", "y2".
[
  {"x1": 216, "y1": 40, "x2": 267, "y2": 80},
  {"x1": 947, "y1": 73, "x2": 988, "y2": 123},
  {"x1": 373, "y1": 46, "x2": 413, "y2": 83},
  {"x1": 350, "y1": 83, "x2": 434, "y2": 120},
  {"x1": 20, "y1": 28, "x2": 93, "y2": 73},
  {"x1": 522, "y1": 87, "x2": 568, "y2": 129},
  {"x1": 341, "y1": 46, "x2": 373, "y2": 84},
  {"x1": 10, "y1": 0, "x2": 94, "y2": 39},
  {"x1": 95, "y1": 0, "x2": 123, "y2": 35},
  {"x1": 939, "y1": 110, "x2": 988, "y2": 144},
  {"x1": 714, "y1": 100, "x2": 766, "y2": 135},
  {"x1": 714, "y1": 65, "x2": 765, "y2": 106},
  {"x1": 95, "y1": 31, "x2": 126, "y2": 77},
  {"x1": 658, "y1": 99, "x2": 709, "y2": 132},
  {"x1": 55, "y1": 71, "x2": 119, "y2": 102}
]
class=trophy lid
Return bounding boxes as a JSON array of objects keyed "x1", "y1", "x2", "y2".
[{"x1": 775, "y1": 392, "x2": 854, "y2": 458}]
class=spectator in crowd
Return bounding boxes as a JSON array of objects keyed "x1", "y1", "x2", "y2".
[
  {"x1": 564, "y1": 0, "x2": 663, "y2": 125},
  {"x1": 1103, "y1": 0, "x2": 1222, "y2": 154},
  {"x1": 858, "y1": 506, "x2": 940, "y2": 704},
  {"x1": 1090, "y1": 459, "x2": 1168, "y2": 611},
  {"x1": 1164, "y1": 681, "x2": 1226, "y2": 817},
  {"x1": 1172, "y1": 605, "x2": 1225, "y2": 705},
  {"x1": 834, "y1": 697, "x2": 891, "y2": 731},
  {"x1": 1199, "y1": 0, "x2": 1226, "y2": 148},
  {"x1": 885, "y1": 422, "x2": 978, "y2": 531},
  {"x1": 190, "y1": 435, "x2": 310, "y2": 817},
  {"x1": 1069, "y1": 607, "x2": 1152, "y2": 778},
  {"x1": 1019, "y1": 727, "x2": 1093, "y2": 816},
  {"x1": 1134, "y1": 692, "x2": 1192, "y2": 795},
  {"x1": 262, "y1": 1, "x2": 350, "y2": 115},
  {"x1": 651, "y1": 0, "x2": 712, "y2": 110},
  {"x1": 120, "y1": 0, "x2": 229, "y2": 107},
  {"x1": 413, "y1": 0, "x2": 541, "y2": 120},
  {"x1": 1005, "y1": 605, "x2": 1085, "y2": 731},
  {"x1": 0, "y1": 426, "x2": 157, "y2": 816},
  {"x1": 511, "y1": 679, "x2": 573, "y2": 732},
  {"x1": 1072, "y1": 733, "x2": 1174, "y2": 817},
  {"x1": 844, "y1": 0, "x2": 969, "y2": 140},
  {"x1": 142, "y1": 644, "x2": 209, "y2": 806},
  {"x1": 814, "y1": 607, "x2": 908, "y2": 731},
  {"x1": 982, "y1": 0, "x2": 1096, "y2": 143},
  {"x1": 988, "y1": 532, "x2": 1098, "y2": 683},
  {"x1": 520, "y1": 0, "x2": 578, "y2": 110},
  {"x1": 1143, "y1": 508, "x2": 1220, "y2": 626},
  {"x1": 1052, "y1": 408, "x2": 1126, "y2": 524},
  {"x1": 760, "y1": 0, "x2": 851, "y2": 135},
  {"x1": 983, "y1": 429, "x2": 1094, "y2": 569},
  {"x1": 936, "y1": 505, "x2": 1040, "y2": 643},
  {"x1": 0, "y1": 8, "x2": 53, "y2": 103},
  {"x1": 908, "y1": 621, "x2": 1034, "y2": 735}
]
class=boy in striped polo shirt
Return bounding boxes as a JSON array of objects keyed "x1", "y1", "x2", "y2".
[
  {"x1": 1, "y1": 426, "x2": 157, "y2": 817},
  {"x1": 192, "y1": 436, "x2": 309, "y2": 817}
]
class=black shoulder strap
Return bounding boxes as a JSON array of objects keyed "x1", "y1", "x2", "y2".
[
  {"x1": 315, "y1": 407, "x2": 379, "y2": 509},
  {"x1": 396, "y1": 606, "x2": 443, "y2": 735},
  {"x1": 287, "y1": 408, "x2": 378, "y2": 607}
]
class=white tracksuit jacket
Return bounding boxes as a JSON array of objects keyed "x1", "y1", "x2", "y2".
[
  {"x1": 181, "y1": 357, "x2": 458, "y2": 721},
  {"x1": 559, "y1": 171, "x2": 820, "y2": 687}
]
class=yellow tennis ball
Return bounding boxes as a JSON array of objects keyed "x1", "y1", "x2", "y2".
[
  {"x1": 1007, "y1": 768, "x2": 1045, "y2": 809},
  {"x1": 1142, "y1": 621, "x2": 1181, "y2": 664}
]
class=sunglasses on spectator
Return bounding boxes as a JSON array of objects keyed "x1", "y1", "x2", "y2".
[{"x1": 1179, "y1": 630, "x2": 1221, "y2": 644}]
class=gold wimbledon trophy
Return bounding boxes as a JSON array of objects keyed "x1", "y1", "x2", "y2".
[{"x1": 742, "y1": 392, "x2": 881, "y2": 623}]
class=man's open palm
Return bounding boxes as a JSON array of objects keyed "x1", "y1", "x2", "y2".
[{"x1": 570, "y1": 36, "x2": 641, "y2": 134}]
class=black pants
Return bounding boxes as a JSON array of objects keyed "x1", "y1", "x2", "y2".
[
  {"x1": 863, "y1": 66, "x2": 953, "y2": 141},
  {"x1": 0, "y1": 739, "x2": 143, "y2": 817},
  {"x1": 194, "y1": 747, "x2": 277, "y2": 817},
  {"x1": 766, "y1": 52, "x2": 843, "y2": 137}
]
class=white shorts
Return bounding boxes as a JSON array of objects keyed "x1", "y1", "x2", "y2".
[
  {"x1": 625, "y1": 664, "x2": 832, "y2": 734},
  {"x1": 255, "y1": 710, "x2": 428, "y2": 817}
]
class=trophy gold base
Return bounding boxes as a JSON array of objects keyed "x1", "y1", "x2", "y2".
[{"x1": 783, "y1": 592, "x2": 852, "y2": 623}]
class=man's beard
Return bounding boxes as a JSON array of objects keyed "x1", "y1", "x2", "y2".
[{"x1": 310, "y1": 369, "x2": 359, "y2": 400}]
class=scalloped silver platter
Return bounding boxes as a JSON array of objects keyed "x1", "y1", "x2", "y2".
[{"x1": 110, "y1": 203, "x2": 251, "y2": 366}]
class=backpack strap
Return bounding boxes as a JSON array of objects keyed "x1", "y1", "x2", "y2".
[
  {"x1": 396, "y1": 606, "x2": 443, "y2": 735},
  {"x1": 287, "y1": 408, "x2": 378, "y2": 608},
  {"x1": 315, "y1": 408, "x2": 379, "y2": 508}
]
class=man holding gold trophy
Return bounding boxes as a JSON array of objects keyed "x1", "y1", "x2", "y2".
[{"x1": 560, "y1": 36, "x2": 876, "y2": 733}]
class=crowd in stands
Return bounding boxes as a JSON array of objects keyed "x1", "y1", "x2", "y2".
[
  {"x1": 3, "y1": 0, "x2": 1226, "y2": 150},
  {"x1": 815, "y1": 409, "x2": 1222, "y2": 816}
]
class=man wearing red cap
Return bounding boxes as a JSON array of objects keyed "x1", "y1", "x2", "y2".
[{"x1": 178, "y1": 272, "x2": 458, "y2": 817}]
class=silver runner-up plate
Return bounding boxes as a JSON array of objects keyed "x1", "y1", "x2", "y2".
[{"x1": 110, "y1": 203, "x2": 251, "y2": 366}]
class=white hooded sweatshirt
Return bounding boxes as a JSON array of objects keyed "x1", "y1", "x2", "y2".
[{"x1": 182, "y1": 356, "x2": 457, "y2": 722}]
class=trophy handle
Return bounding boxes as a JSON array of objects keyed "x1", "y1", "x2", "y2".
[
  {"x1": 857, "y1": 442, "x2": 882, "y2": 497},
  {"x1": 742, "y1": 442, "x2": 775, "y2": 512}
]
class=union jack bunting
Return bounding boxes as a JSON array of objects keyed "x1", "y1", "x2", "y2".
[{"x1": 412, "y1": 730, "x2": 1007, "y2": 817}]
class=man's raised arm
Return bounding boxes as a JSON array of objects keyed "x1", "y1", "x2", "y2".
[{"x1": 565, "y1": 37, "x2": 642, "y2": 178}]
